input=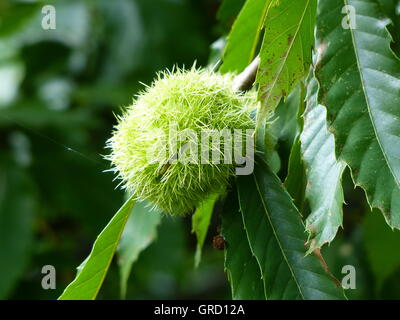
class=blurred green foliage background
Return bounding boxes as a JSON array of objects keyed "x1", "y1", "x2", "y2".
[
  {"x1": 1, "y1": 0, "x2": 400, "y2": 300},
  {"x1": 0, "y1": 0, "x2": 229, "y2": 300}
]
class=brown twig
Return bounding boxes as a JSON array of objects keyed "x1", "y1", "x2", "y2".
[
  {"x1": 313, "y1": 247, "x2": 343, "y2": 288},
  {"x1": 232, "y1": 56, "x2": 260, "y2": 92}
]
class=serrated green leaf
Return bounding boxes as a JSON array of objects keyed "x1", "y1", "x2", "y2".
[
  {"x1": 237, "y1": 157, "x2": 345, "y2": 300},
  {"x1": 220, "y1": 0, "x2": 272, "y2": 74},
  {"x1": 221, "y1": 191, "x2": 266, "y2": 300},
  {"x1": 58, "y1": 195, "x2": 135, "y2": 300},
  {"x1": 256, "y1": 0, "x2": 317, "y2": 127},
  {"x1": 301, "y1": 77, "x2": 346, "y2": 252},
  {"x1": 192, "y1": 194, "x2": 218, "y2": 268},
  {"x1": 315, "y1": 0, "x2": 400, "y2": 228},
  {"x1": 117, "y1": 201, "x2": 161, "y2": 298}
]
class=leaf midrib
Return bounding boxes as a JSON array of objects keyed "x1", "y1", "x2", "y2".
[
  {"x1": 257, "y1": 0, "x2": 312, "y2": 128},
  {"x1": 251, "y1": 173, "x2": 305, "y2": 299}
]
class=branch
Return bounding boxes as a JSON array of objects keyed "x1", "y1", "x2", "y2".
[{"x1": 232, "y1": 56, "x2": 260, "y2": 92}]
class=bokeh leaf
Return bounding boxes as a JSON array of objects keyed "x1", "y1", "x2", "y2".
[
  {"x1": 0, "y1": 2, "x2": 39, "y2": 37},
  {"x1": 364, "y1": 209, "x2": 400, "y2": 289},
  {"x1": 58, "y1": 195, "x2": 135, "y2": 300},
  {"x1": 0, "y1": 160, "x2": 36, "y2": 298},
  {"x1": 117, "y1": 201, "x2": 161, "y2": 298},
  {"x1": 237, "y1": 157, "x2": 345, "y2": 299},
  {"x1": 1, "y1": 1, "x2": 91, "y2": 50},
  {"x1": 301, "y1": 76, "x2": 346, "y2": 252},
  {"x1": 315, "y1": 0, "x2": 400, "y2": 228},
  {"x1": 217, "y1": 0, "x2": 246, "y2": 30}
]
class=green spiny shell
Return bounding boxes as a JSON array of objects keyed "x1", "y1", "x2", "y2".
[{"x1": 107, "y1": 67, "x2": 256, "y2": 215}]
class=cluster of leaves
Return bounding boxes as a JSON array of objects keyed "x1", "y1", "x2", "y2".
[{"x1": 218, "y1": 0, "x2": 400, "y2": 299}]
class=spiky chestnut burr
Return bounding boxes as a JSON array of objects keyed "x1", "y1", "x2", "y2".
[{"x1": 107, "y1": 67, "x2": 256, "y2": 215}]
